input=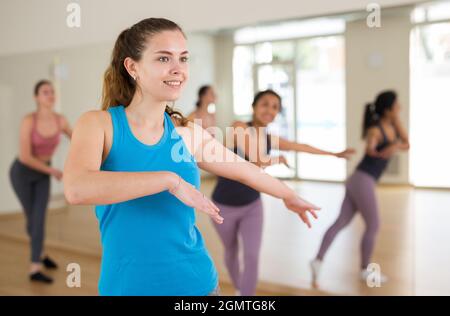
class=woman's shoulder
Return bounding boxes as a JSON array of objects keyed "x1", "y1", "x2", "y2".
[
  {"x1": 79, "y1": 109, "x2": 110, "y2": 119},
  {"x1": 75, "y1": 109, "x2": 112, "y2": 131},
  {"x1": 21, "y1": 112, "x2": 36, "y2": 126},
  {"x1": 232, "y1": 120, "x2": 248, "y2": 128},
  {"x1": 23, "y1": 112, "x2": 35, "y2": 119},
  {"x1": 186, "y1": 109, "x2": 198, "y2": 121}
]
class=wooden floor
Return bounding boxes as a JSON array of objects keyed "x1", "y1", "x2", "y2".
[{"x1": 0, "y1": 178, "x2": 449, "y2": 296}]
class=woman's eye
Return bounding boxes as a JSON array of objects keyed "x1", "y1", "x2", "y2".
[
  {"x1": 181, "y1": 56, "x2": 189, "y2": 63},
  {"x1": 159, "y1": 56, "x2": 169, "y2": 62}
]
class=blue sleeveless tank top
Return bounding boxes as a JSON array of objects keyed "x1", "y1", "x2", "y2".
[{"x1": 95, "y1": 105, "x2": 218, "y2": 295}]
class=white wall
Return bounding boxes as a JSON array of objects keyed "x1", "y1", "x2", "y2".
[
  {"x1": 0, "y1": 33, "x2": 215, "y2": 214},
  {"x1": 177, "y1": 33, "x2": 216, "y2": 116},
  {"x1": 0, "y1": 0, "x2": 425, "y2": 56},
  {"x1": 213, "y1": 34, "x2": 235, "y2": 132},
  {"x1": 345, "y1": 9, "x2": 411, "y2": 184}
]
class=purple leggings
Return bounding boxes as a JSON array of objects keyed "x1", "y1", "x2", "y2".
[
  {"x1": 212, "y1": 198, "x2": 263, "y2": 296},
  {"x1": 316, "y1": 170, "x2": 380, "y2": 269}
]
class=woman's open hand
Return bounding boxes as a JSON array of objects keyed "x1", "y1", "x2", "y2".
[
  {"x1": 169, "y1": 175, "x2": 224, "y2": 224},
  {"x1": 283, "y1": 194, "x2": 321, "y2": 228}
]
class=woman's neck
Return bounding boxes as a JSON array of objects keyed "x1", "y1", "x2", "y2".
[
  {"x1": 197, "y1": 103, "x2": 210, "y2": 113},
  {"x1": 251, "y1": 117, "x2": 267, "y2": 129},
  {"x1": 380, "y1": 116, "x2": 392, "y2": 126},
  {"x1": 36, "y1": 106, "x2": 54, "y2": 118},
  {"x1": 127, "y1": 93, "x2": 166, "y2": 128}
]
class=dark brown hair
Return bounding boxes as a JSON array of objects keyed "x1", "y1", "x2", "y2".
[
  {"x1": 195, "y1": 85, "x2": 211, "y2": 108},
  {"x1": 252, "y1": 89, "x2": 282, "y2": 112},
  {"x1": 362, "y1": 90, "x2": 397, "y2": 138},
  {"x1": 34, "y1": 79, "x2": 52, "y2": 96},
  {"x1": 102, "y1": 18, "x2": 188, "y2": 125}
]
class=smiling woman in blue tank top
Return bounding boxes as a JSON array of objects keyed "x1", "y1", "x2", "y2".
[{"x1": 63, "y1": 18, "x2": 321, "y2": 296}]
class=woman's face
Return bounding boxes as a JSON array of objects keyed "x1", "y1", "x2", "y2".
[
  {"x1": 134, "y1": 30, "x2": 189, "y2": 102},
  {"x1": 253, "y1": 94, "x2": 281, "y2": 126},
  {"x1": 35, "y1": 84, "x2": 55, "y2": 109},
  {"x1": 202, "y1": 88, "x2": 216, "y2": 105},
  {"x1": 386, "y1": 100, "x2": 400, "y2": 120}
]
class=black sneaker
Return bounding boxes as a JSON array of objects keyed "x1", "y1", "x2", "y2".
[
  {"x1": 30, "y1": 271, "x2": 53, "y2": 284},
  {"x1": 42, "y1": 256, "x2": 58, "y2": 269}
]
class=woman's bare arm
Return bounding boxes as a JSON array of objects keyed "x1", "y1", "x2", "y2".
[
  {"x1": 275, "y1": 135, "x2": 355, "y2": 159},
  {"x1": 60, "y1": 115, "x2": 73, "y2": 139},
  {"x1": 63, "y1": 111, "x2": 178, "y2": 205},
  {"x1": 63, "y1": 110, "x2": 223, "y2": 223},
  {"x1": 393, "y1": 117, "x2": 410, "y2": 150},
  {"x1": 177, "y1": 122, "x2": 320, "y2": 227}
]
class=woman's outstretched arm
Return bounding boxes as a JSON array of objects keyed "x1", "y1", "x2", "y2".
[
  {"x1": 274, "y1": 135, "x2": 355, "y2": 159},
  {"x1": 181, "y1": 123, "x2": 320, "y2": 227}
]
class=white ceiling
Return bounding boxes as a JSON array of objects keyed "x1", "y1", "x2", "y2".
[{"x1": 0, "y1": 0, "x2": 426, "y2": 56}]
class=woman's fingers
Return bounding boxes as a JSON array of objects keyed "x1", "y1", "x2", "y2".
[
  {"x1": 175, "y1": 184, "x2": 223, "y2": 225},
  {"x1": 299, "y1": 212, "x2": 311, "y2": 228},
  {"x1": 304, "y1": 200, "x2": 321, "y2": 211},
  {"x1": 308, "y1": 209, "x2": 319, "y2": 219},
  {"x1": 208, "y1": 199, "x2": 220, "y2": 214},
  {"x1": 214, "y1": 215, "x2": 224, "y2": 224},
  {"x1": 208, "y1": 200, "x2": 224, "y2": 224},
  {"x1": 198, "y1": 194, "x2": 224, "y2": 224},
  {"x1": 209, "y1": 207, "x2": 224, "y2": 223}
]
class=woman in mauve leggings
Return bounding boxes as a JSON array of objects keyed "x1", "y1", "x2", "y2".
[
  {"x1": 311, "y1": 90, "x2": 410, "y2": 284},
  {"x1": 211, "y1": 89, "x2": 354, "y2": 295}
]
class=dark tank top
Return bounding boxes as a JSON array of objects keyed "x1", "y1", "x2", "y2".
[
  {"x1": 212, "y1": 122, "x2": 271, "y2": 206},
  {"x1": 357, "y1": 123, "x2": 397, "y2": 181}
]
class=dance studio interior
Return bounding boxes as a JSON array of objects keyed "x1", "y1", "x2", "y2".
[{"x1": 0, "y1": 0, "x2": 449, "y2": 297}]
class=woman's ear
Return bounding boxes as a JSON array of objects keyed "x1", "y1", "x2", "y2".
[{"x1": 123, "y1": 57, "x2": 138, "y2": 80}]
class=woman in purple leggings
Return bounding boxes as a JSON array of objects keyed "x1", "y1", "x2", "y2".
[
  {"x1": 211, "y1": 89, "x2": 355, "y2": 295},
  {"x1": 311, "y1": 90, "x2": 410, "y2": 284}
]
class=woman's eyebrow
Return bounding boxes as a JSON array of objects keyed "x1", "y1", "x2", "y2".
[{"x1": 154, "y1": 50, "x2": 189, "y2": 55}]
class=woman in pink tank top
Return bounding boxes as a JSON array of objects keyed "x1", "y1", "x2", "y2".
[
  {"x1": 9, "y1": 80, "x2": 72, "y2": 284},
  {"x1": 187, "y1": 85, "x2": 217, "y2": 135}
]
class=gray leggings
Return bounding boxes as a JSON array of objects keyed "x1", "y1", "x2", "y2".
[
  {"x1": 316, "y1": 170, "x2": 380, "y2": 269},
  {"x1": 9, "y1": 159, "x2": 50, "y2": 263}
]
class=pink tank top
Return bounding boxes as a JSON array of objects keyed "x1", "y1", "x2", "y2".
[{"x1": 30, "y1": 113, "x2": 62, "y2": 157}]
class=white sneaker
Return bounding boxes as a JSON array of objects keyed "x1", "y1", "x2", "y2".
[
  {"x1": 310, "y1": 259, "x2": 322, "y2": 284},
  {"x1": 360, "y1": 269, "x2": 388, "y2": 284}
]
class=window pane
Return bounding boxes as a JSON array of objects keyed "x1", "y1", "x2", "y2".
[
  {"x1": 410, "y1": 23, "x2": 450, "y2": 187},
  {"x1": 255, "y1": 41, "x2": 294, "y2": 64},
  {"x1": 234, "y1": 18, "x2": 345, "y2": 44},
  {"x1": 411, "y1": 2, "x2": 450, "y2": 23},
  {"x1": 257, "y1": 64, "x2": 296, "y2": 178},
  {"x1": 295, "y1": 36, "x2": 346, "y2": 181},
  {"x1": 255, "y1": 42, "x2": 273, "y2": 64},
  {"x1": 233, "y1": 45, "x2": 254, "y2": 116}
]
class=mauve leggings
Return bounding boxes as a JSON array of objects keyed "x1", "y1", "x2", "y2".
[
  {"x1": 316, "y1": 170, "x2": 380, "y2": 269},
  {"x1": 212, "y1": 198, "x2": 263, "y2": 296},
  {"x1": 9, "y1": 159, "x2": 50, "y2": 263}
]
